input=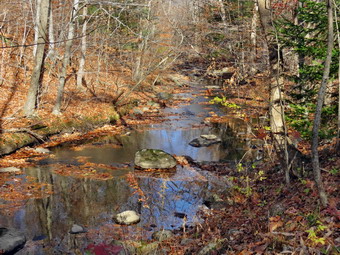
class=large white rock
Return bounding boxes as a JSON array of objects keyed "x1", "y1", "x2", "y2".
[
  {"x1": 114, "y1": 210, "x2": 140, "y2": 225},
  {"x1": 0, "y1": 167, "x2": 21, "y2": 173}
]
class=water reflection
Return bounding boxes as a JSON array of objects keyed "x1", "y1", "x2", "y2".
[{"x1": 0, "y1": 84, "x2": 251, "y2": 253}]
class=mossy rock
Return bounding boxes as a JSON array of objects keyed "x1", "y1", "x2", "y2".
[{"x1": 134, "y1": 149, "x2": 177, "y2": 169}]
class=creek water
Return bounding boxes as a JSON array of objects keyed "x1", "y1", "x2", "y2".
[{"x1": 0, "y1": 82, "x2": 252, "y2": 254}]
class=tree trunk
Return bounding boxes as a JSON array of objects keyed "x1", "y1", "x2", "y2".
[
  {"x1": 32, "y1": 0, "x2": 41, "y2": 58},
  {"x1": 77, "y1": 2, "x2": 88, "y2": 90},
  {"x1": 52, "y1": 0, "x2": 79, "y2": 115},
  {"x1": 24, "y1": 0, "x2": 50, "y2": 117},
  {"x1": 311, "y1": 0, "x2": 333, "y2": 207},
  {"x1": 250, "y1": 0, "x2": 259, "y2": 75},
  {"x1": 46, "y1": 2, "x2": 55, "y2": 61},
  {"x1": 218, "y1": 0, "x2": 228, "y2": 30},
  {"x1": 257, "y1": 0, "x2": 290, "y2": 184},
  {"x1": 334, "y1": 5, "x2": 340, "y2": 151}
]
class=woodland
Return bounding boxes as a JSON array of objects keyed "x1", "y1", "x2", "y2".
[{"x1": 0, "y1": 0, "x2": 339, "y2": 254}]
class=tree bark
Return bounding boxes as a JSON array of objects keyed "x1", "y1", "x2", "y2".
[
  {"x1": 77, "y1": 2, "x2": 88, "y2": 90},
  {"x1": 250, "y1": 0, "x2": 259, "y2": 75},
  {"x1": 53, "y1": 0, "x2": 79, "y2": 115},
  {"x1": 32, "y1": 0, "x2": 41, "y2": 58},
  {"x1": 24, "y1": 0, "x2": 50, "y2": 117},
  {"x1": 46, "y1": 2, "x2": 55, "y2": 61},
  {"x1": 311, "y1": 0, "x2": 333, "y2": 207}
]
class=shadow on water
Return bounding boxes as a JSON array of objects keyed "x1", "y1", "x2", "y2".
[{"x1": 0, "y1": 83, "x2": 253, "y2": 253}]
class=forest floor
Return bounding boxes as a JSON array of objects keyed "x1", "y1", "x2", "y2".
[{"x1": 0, "y1": 59, "x2": 339, "y2": 254}]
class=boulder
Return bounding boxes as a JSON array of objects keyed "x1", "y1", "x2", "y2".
[
  {"x1": 135, "y1": 149, "x2": 177, "y2": 169},
  {"x1": 189, "y1": 135, "x2": 221, "y2": 147},
  {"x1": 0, "y1": 228, "x2": 26, "y2": 254},
  {"x1": 114, "y1": 210, "x2": 140, "y2": 225}
]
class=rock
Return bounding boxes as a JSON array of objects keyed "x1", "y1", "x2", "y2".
[
  {"x1": 200, "y1": 134, "x2": 218, "y2": 140},
  {"x1": 69, "y1": 224, "x2": 86, "y2": 234},
  {"x1": 147, "y1": 101, "x2": 161, "y2": 108},
  {"x1": 189, "y1": 135, "x2": 221, "y2": 147},
  {"x1": 0, "y1": 167, "x2": 21, "y2": 173},
  {"x1": 114, "y1": 240, "x2": 164, "y2": 255},
  {"x1": 138, "y1": 242, "x2": 162, "y2": 255},
  {"x1": 170, "y1": 75, "x2": 187, "y2": 87},
  {"x1": 197, "y1": 239, "x2": 226, "y2": 255},
  {"x1": 204, "y1": 85, "x2": 220, "y2": 89},
  {"x1": 35, "y1": 147, "x2": 50, "y2": 154},
  {"x1": 0, "y1": 228, "x2": 26, "y2": 254},
  {"x1": 269, "y1": 203, "x2": 286, "y2": 216},
  {"x1": 203, "y1": 193, "x2": 228, "y2": 210},
  {"x1": 134, "y1": 149, "x2": 177, "y2": 169},
  {"x1": 114, "y1": 210, "x2": 140, "y2": 225},
  {"x1": 133, "y1": 108, "x2": 144, "y2": 115},
  {"x1": 180, "y1": 238, "x2": 194, "y2": 246},
  {"x1": 207, "y1": 67, "x2": 233, "y2": 79},
  {"x1": 156, "y1": 92, "x2": 173, "y2": 101},
  {"x1": 152, "y1": 230, "x2": 173, "y2": 242}
]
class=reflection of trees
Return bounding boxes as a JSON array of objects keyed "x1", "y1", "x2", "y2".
[
  {"x1": 135, "y1": 176, "x2": 206, "y2": 229},
  {"x1": 23, "y1": 166, "x2": 132, "y2": 243}
]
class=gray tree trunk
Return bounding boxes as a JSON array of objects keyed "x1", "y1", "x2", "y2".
[
  {"x1": 32, "y1": 0, "x2": 41, "y2": 58},
  {"x1": 24, "y1": 0, "x2": 50, "y2": 116},
  {"x1": 77, "y1": 2, "x2": 88, "y2": 89},
  {"x1": 53, "y1": 0, "x2": 79, "y2": 115},
  {"x1": 46, "y1": 2, "x2": 55, "y2": 61},
  {"x1": 311, "y1": 0, "x2": 333, "y2": 207}
]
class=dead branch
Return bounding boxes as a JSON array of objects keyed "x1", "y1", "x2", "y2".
[{"x1": 1, "y1": 128, "x2": 45, "y2": 143}]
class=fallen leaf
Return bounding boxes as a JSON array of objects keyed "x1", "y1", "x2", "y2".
[{"x1": 269, "y1": 216, "x2": 284, "y2": 232}]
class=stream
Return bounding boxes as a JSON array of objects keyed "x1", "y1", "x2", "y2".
[{"x1": 0, "y1": 81, "x2": 254, "y2": 254}]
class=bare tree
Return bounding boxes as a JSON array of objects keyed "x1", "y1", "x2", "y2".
[
  {"x1": 53, "y1": 0, "x2": 80, "y2": 115},
  {"x1": 311, "y1": 0, "x2": 334, "y2": 207},
  {"x1": 76, "y1": 1, "x2": 88, "y2": 90},
  {"x1": 24, "y1": 0, "x2": 50, "y2": 117}
]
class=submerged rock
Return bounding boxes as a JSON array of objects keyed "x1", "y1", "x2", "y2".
[
  {"x1": 189, "y1": 135, "x2": 221, "y2": 147},
  {"x1": 0, "y1": 228, "x2": 26, "y2": 254},
  {"x1": 114, "y1": 210, "x2": 140, "y2": 225},
  {"x1": 135, "y1": 149, "x2": 177, "y2": 169}
]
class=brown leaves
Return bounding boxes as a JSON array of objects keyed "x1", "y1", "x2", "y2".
[
  {"x1": 0, "y1": 176, "x2": 52, "y2": 202},
  {"x1": 269, "y1": 216, "x2": 284, "y2": 232},
  {"x1": 52, "y1": 164, "x2": 113, "y2": 180}
]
